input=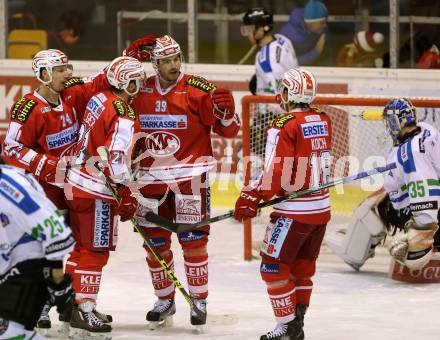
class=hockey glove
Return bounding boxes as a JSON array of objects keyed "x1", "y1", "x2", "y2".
[
  {"x1": 29, "y1": 153, "x2": 60, "y2": 183},
  {"x1": 46, "y1": 274, "x2": 75, "y2": 318},
  {"x1": 234, "y1": 188, "x2": 262, "y2": 222},
  {"x1": 117, "y1": 185, "x2": 138, "y2": 222},
  {"x1": 123, "y1": 35, "x2": 156, "y2": 61},
  {"x1": 212, "y1": 88, "x2": 235, "y2": 121}
]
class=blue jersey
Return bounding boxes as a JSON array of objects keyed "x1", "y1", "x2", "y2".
[{"x1": 0, "y1": 165, "x2": 75, "y2": 275}]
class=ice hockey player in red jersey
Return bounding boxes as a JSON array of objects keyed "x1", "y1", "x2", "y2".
[
  {"x1": 65, "y1": 56, "x2": 145, "y2": 339},
  {"x1": 234, "y1": 68, "x2": 332, "y2": 340},
  {"x1": 124, "y1": 34, "x2": 240, "y2": 329},
  {"x1": 1, "y1": 48, "x2": 112, "y2": 334}
]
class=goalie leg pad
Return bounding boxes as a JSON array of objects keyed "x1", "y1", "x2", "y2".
[
  {"x1": 0, "y1": 260, "x2": 47, "y2": 329},
  {"x1": 326, "y1": 190, "x2": 387, "y2": 269}
]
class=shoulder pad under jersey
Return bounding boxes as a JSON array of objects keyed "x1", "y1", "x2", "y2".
[
  {"x1": 186, "y1": 75, "x2": 216, "y2": 93},
  {"x1": 112, "y1": 99, "x2": 136, "y2": 120},
  {"x1": 10, "y1": 97, "x2": 38, "y2": 123},
  {"x1": 271, "y1": 113, "x2": 296, "y2": 129},
  {"x1": 64, "y1": 77, "x2": 84, "y2": 89}
]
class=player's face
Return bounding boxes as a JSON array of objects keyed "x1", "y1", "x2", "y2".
[
  {"x1": 157, "y1": 54, "x2": 181, "y2": 83},
  {"x1": 305, "y1": 20, "x2": 327, "y2": 34},
  {"x1": 51, "y1": 65, "x2": 73, "y2": 91},
  {"x1": 241, "y1": 26, "x2": 265, "y2": 45}
]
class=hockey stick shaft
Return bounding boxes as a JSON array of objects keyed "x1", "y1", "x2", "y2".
[
  {"x1": 83, "y1": 146, "x2": 203, "y2": 318},
  {"x1": 144, "y1": 162, "x2": 397, "y2": 233}
]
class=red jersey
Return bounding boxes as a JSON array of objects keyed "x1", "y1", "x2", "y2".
[
  {"x1": 2, "y1": 74, "x2": 109, "y2": 205},
  {"x1": 66, "y1": 90, "x2": 138, "y2": 200},
  {"x1": 132, "y1": 73, "x2": 240, "y2": 194},
  {"x1": 257, "y1": 108, "x2": 332, "y2": 224}
]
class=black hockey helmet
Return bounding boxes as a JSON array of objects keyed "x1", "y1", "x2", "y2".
[{"x1": 242, "y1": 8, "x2": 273, "y2": 32}]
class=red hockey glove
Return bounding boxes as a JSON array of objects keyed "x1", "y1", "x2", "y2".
[
  {"x1": 212, "y1": 88, "x2": 235, "y2": 121},
  {"x1": 117, "y1": 185, "x2": 138, "y2": 222},
  {"x1": 123, "y1": 35, "x2": 156, "y2": 61},
  {"x1": 29, "y1": 153, "x2": 60, "y2": 183},
  {"x1": 234, "y1": 188, "x2": 262, "y2": 222}
]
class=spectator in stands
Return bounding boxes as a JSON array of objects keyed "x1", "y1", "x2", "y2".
[
  {"x1": 416, "y1": 45, "x2": 440, "y2": 68},
  {"x1": 336, "y1": 31, "x2": 385, "y2": 68},
  {"x1": 280, "y1": 0, "x2": 332, "y2": 66}
]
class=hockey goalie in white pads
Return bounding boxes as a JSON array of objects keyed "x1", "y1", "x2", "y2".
[
  {"x1": 325, "y1": 189, "x2": 388, "y2": 271},
  {"x1": 382, "y1": 98, "x2": 440, "y2": 271},
  {"x1": 327, "y1": 98, "x2": 440, "y2": 272}
]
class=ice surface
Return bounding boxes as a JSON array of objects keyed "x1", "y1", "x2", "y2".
[{"x1": 45, "y1": 209, "x2": 440, "y2": 339}]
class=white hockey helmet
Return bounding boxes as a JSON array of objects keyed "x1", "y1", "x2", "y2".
[
  {"x1": 106, "y1": 56, "x2": 146, "y2": 96},
  {"x1": 32, "y1": 49, "x2": 72, "y2": 85},
  {"x1": 150, "y1": 35, "x2": 181, "y2": 71},
  {"x1": 278, "y1": 68, "x2": 317, "y2": 108}
]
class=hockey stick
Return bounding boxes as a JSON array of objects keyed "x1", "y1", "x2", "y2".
[
  {"x1": 93, "y1": 146, "x2": 238, "y2": 326},
  {"x1": 144, "y1": 162, "x2": 397, "y2": 233}
]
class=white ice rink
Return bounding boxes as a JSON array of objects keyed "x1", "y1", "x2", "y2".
[{"x1": 46, "y1": 210, "x2": 440, "y2": 340}]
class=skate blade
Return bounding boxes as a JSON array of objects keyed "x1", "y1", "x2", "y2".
[
  {"x1": 192, "y1": 324, "x2": 206, "y2": 334},
  {"x1": 148, "y1": 316, "x2": 174, "y2": 330},
  {"x1": 69, "y1": 327, "x2": 112, "y2": 340},
  {"x1": 36, "y1": 327, "x2": 50, "y2": 337},
  {"x1": 58, "y1": 321, "x2": 70, "y2": 337},
  {"x1": 207, "y1": 313, "x2": 239, "y2": 326}
]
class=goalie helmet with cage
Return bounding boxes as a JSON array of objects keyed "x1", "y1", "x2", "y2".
[
  {"x1": 382, "y1": 98, "x2": 418, "y2": 146},
  {"x1": 277, "y1": 68, "x2": 317, "y2": 110},
  {"x1": 32, "y1": 49, "x2": 73, "y2": 85},
  {"x1": 106, "y1": 56, "x2": 146, "y2": 96},
  {"x1": 150, "y1": 35, "x2": 181, "y2": 72}
]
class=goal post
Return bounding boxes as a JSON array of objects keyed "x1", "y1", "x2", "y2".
[{"x1": 241, "y1": 95, "x2": 440, "y2": 261}]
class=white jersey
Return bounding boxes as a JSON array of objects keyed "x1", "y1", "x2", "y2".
[
  {"x1": 384, "y1": 122, "x2": 440, "y2": 225},
  {"x1": 255, "y1": 34, "x2": 298, "y2": 96},
  {"x1": 0, "y1": 165, "x2": 75, "y2": 276}
]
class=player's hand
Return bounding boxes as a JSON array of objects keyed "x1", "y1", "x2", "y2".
[
  {"x1": 46, "y1": 274, "x2": 75, "y2": 316},
  {"x1": 117, "y1": 185, "x2": 138, "y2": 222},
  {"x1": 234, "y1": 189, "x2": 261, "y2": 221},
  {"x1": 315, "y1": 34, "x2": 326, "y2": 55},
  {"x1": 123, "y1": 35, "x2": 156, "y2": 61},
  {"x1": 212, "y1": 88, "x2": 235, "y2": 121},
  {"x1": 29, "y1": 153, "x2": 61, "y2": 183}
]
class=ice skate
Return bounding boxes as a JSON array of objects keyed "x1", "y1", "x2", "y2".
[
  {"x1": 190, "y1": 298, "x2": 207, "y2": 333},
  {"x1": 93, "y1": 309, "x2": 113, "y2": 323},
  {"x1": 260, "y1": 318, "x2": 304, "y2": 340},
  {"x1": 69, "y1": 303, "x2": 112, "y2": 340},
  {"x1": 146, "y1": 298, "x2": 176, "y2": 330},
  {"x1": 36, "y1": 302, "x2": 51, "y2": 336}
]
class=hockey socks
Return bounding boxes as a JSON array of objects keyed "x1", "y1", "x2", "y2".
[
  {"x1": 147, "y1": 252, "x2": 176, "y2": 299},
  {"x1": 184, "y1": 254, "x2": 208, "y2": 299},
  {"x1": 267, "y1": 281, "x2": 296, "y2": 324}
]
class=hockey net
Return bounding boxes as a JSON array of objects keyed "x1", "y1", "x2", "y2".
[{"x1": 241, "y1": 95, "x2": 440, "y2": 260}]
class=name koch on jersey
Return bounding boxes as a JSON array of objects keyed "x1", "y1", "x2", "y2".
[
  {"x1": 139, "y1": 114, "x2": 188, "y2": 130},
  {"x1": 46, "y1": 122, "x2": 79, "y2": 150}
]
